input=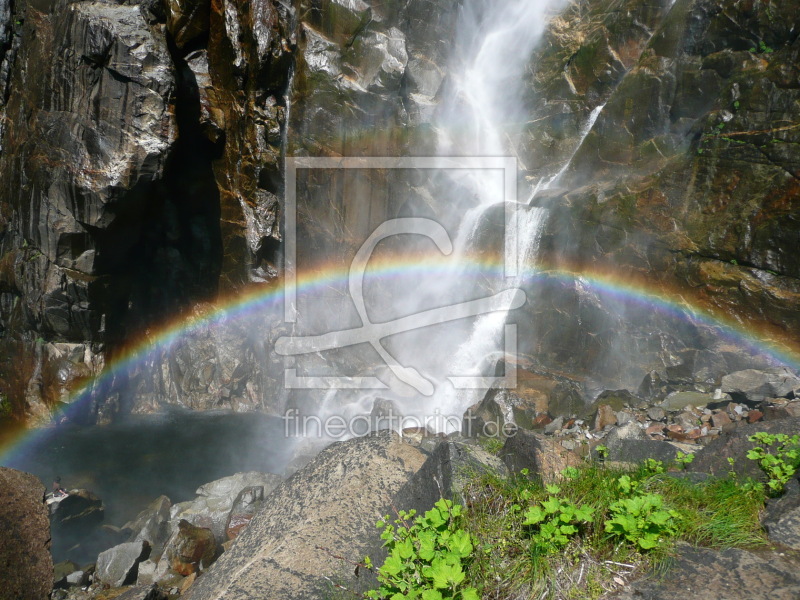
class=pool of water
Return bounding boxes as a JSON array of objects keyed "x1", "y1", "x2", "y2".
[{"x1": 3, "y1": 410, "x2": 290, "y2": 561}]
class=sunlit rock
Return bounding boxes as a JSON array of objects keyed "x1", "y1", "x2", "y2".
[{"x1": 0, "y1": 467, "x2": 52, "y2": 600}]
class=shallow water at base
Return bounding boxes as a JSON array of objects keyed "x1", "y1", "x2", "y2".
[{"x1": 3, "y1": 411, "x2": 287, "y2": 557}]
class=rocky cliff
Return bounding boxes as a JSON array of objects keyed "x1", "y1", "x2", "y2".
[{"x1": 0, "y1": 0, "x2": 797, "y2": 424}]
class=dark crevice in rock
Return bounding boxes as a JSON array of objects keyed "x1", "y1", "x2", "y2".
[{"x1": 102, "y1": 35, "x2": 224, "y2": 354}]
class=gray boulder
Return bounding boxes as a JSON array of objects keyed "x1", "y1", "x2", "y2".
[
  {"x1": 96, "y1": 540, "x2": 151, "y2": 587},
  {"x1": 183, "y1": 431, "x2": 429, "y2": 600},
  {"x1": 125, "y1": 495, "x2": 172, "y2": 554},
  {"x1": 722, "y1": 368, "x2": 800, "y2": 403},
  {"x1": 610, "y1": 543, "x2": 800, "y2": 600},
  {"x1": 170, "y1": 472, "x2": 283, "y2": 544},
  {"x1": 404, "y1": 440, "x2": 508, "y2": 506}
]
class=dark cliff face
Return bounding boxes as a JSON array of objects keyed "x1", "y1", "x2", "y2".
[
  {"x1": 0, "y1": 0, "x2": 293, "y2": 422},
  {"x1": 0, "y1": 0, "x2": 797, "y2": 423}
]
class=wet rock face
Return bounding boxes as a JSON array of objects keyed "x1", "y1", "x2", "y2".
[
  {"x1": 537, "y1": 0, "x2": 800, "y2": 354},
  {"x1": 0, "y1": 0, "x2": 294, "y2": 420},
  {"x1": 0, "y1": 0, "x2": 178, "y2": 341}
]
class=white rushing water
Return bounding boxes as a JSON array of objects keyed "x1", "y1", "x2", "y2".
[
  {"x1": 397, "y1": 0, "x2": 570, "y2": 427},
  {"x1": 289, "y1": 0, "x2": 610, "y2": 437}
]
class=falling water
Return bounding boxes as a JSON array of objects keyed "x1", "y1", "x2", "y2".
[
  {"x1": 410, "y1": 0, "x2": 569, "y2": 425},
  {"x1": 532, "y1": 103, "x2": 606, "y2": 198}
]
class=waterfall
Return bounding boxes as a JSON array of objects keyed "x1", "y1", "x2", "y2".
[
  {"x1": 409, "y1": 0, "x2": 567, "y2": 426},
  {"x1": 532, "y1": 103, "x2": 606, "y2": 198}
]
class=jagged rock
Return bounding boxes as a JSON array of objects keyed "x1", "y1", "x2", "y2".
[
  {"x1": 721, "y1": 368, "x2": 800, "y2": 403},
  {"x1": 135, "y1": 558, "x2": 170, "y2": 586},
  {"x1": 124, "y1": 495, "x2": 172, "y2": 555},
  {"x1": 182, "y1": 431, "x2": 429, "y2": 600},
  {"x1": 225, "y1": 486, "x2": 265, "y2": 541},
  {"x1": 170, "y1": 471, "x2": 282, "y2": 544},
  {"x1": 96, "y1": 541, "x2": 151, "y2": 587},
  {"x1": 500, "y1": 428, "x2": 581, "y2": 481},
  {"x1": 594, "y1": 404, "x2": 617, "y2": 430},
  {"x1": 606, "y1": 439, "x2": 683, "y2": 467},
  {"x1": 65, "y1": 570, "x2": 88, "y2": 587},
  {"x1": 0, "y1": 468, "x2": 52, "y2": 600},
  {"x1": 404, "y1": 440, "x2": 508, "y2": 506},
  {"x1": 609, "y1": 543, "x2": 800, "y2": 600},
  {"x1": 163, "y1": 519, "x2": 218, "y2": 576},
  {"x1": 50, "y1": 488, "x2": 105, "y2": 559}
]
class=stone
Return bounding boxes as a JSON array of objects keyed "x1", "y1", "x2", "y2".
[
  {"x1": 711, "y1": 411, "x2": 732, "y2": 428},
  {"x1": 164, "y1": 520, "x2": 218, "y2": 576},
  {"x1": 500, "y1": 428, "x2": 580, "y2": 481},
  {"x1": 675, "y1": 411, "x2": 700, "y2": 431},
  {"x1": 96, "y1": 541, "x2": 151, "y2": 587},
  {"x1": 607, "y1": 439, "x2": 681, "y2": 466},
  {"x1": 544, "y1": 416, "x2": 564, "y2": 435},
  {"x1": 225, "y1": 486, "x2": 265, "y2": 541},
  {"x1": 593, "y1": 389, "x2": 637, "y2": 411},
  {"x1": 646, "y1": 407, "x2": 666, "y2": 421},
  {"x1": 182, "y1": 431, "x2": 429, "y2": 600},
  {"x1": 722, "y1": 368, "x2": 800, "y2": 403},
  {"x1": 594, "y1": 404, "x2": 617, "y2": 430},
  {"x1": 53, "y1": 560, "x2": 80, "y2": 587},
  {"x1": 125, "y1": 495, "x2": 172, "y2": 555},
  {"x1": 646, "y1": 423, "x2": 664, "y2": 436},
  {"x1": 171, "y1": 472, "x2": 282, "y2": 544},
  {"x1": 403, "y1": 440, "x2": 508, "y2": 506},
  {"x1": 65, "y1": 570, "x2": 88, "y2": 586},
  {"x1": 638, "y1": 371, "x2": 666, "y2": 401},
  {"x1": 136, "y1": 558, "x2": 170, "y2": 587},
  {"x1": 660, "y1": 391, "x2": 712, "y2": 412},
  {"x1": 0, "y1": 467, "x2": 52, "y2": 600},
  {"x1": 747, "y1": 409, "x2": 764, "y2": 423},
  {"x1": 605, "y1": 421, "x2": 645, "y2": 445},
  {"x1": 609, "y1": 543, "x2": 800, "y2": 600},
  {"x1": 50, "y1": 489, "x2": 104, "y2": 534}
]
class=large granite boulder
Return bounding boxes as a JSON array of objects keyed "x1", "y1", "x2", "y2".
[
  {"x1": 183, "y1": 431, "x2": 429, "y2": 600},
  {"x1": 0, "y1": 467, "x2": 52, "y2": 600}
]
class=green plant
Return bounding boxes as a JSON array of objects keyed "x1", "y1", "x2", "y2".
[
  {"x1": 478, "y1": 436, "x2": 504, "y2": 455},
  {"x1": 749, "y1": 40, "x2": 774, "y2": 54},
  {"x1": 642, "y1": 459, "x2": 665, "y2": 475},
  {"x1": 595, "y1": 445, "x2": 609, "y2": 461},
  {"x1": 366, "y1": 498, "x2": 479, "y2": 600},
  {"x1": 605, "y1": 477, "x2": 680, "y2": 550},
  {"x1": 674, "y1": 452, "x2": 695, "y2": 469},
  {"x1": 746, "y1": 432, "x2": 800, "y2": 495},
  {"x1": 521, "y1": 484, "x2": 594, "y2": 553}
]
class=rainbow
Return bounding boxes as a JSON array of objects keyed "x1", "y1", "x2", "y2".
[{"x1": 2, "y1": 255, "x2": 798, "y2": 464}]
